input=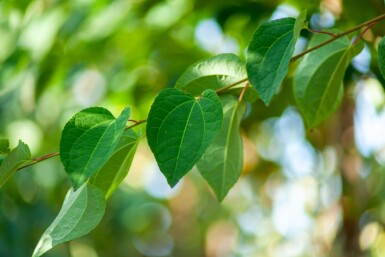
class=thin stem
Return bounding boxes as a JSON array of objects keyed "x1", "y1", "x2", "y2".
[
  {"x1": 291, "y1": 13, "x2": 385, "y2": 62},
  {"x1": 17, "y1": 152, "x2": 59, "y2": 171},
  {"x1": 306, "y1": 28, "x2": 337, "y2": 37},
  {"x1": 216, "y1": 78, "x2": 248, "y2": 94},
  {"x1": 125, "y1": 119, "x2": 147, "y2": 130},
  {"x1": 238, "y1": 82, "x2": 249, "y2": 102},
  {"x1": 352, "y1": 22, "x2": 376, "y2": 45}
]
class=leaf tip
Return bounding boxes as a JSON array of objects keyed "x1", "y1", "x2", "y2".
[
  {"x1": 167, "y1": 178, "x2": 180, "y2": 188},
  {"x1": 261, "y1": 96, "x2": 272, "y2": 106},
  {"x1": 32, "y1": 235, "x2": 52, "y2": 257}
]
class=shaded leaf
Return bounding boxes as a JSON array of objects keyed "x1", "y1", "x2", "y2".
[
  {"x1": 293, "y1": 34, "x2": 363, "y2": 128},
  {"x1": 147, "y1": 88, "x2": 223, "y2": 187},
  {"x1": 60, "y1": 107, "x2": 130, "y2": 189},
  {"x1": 0, "y1": 139, "x2": 10, "y2": 166},
  {"x1": 32, "y1": 183, "x2": 106, "y2": 257},
  {"x1": 197, "y1": 96, "x2": 246, "y2": 201},
  {"x1": 378, "y1": 36, "x2": 385, "y2": 79},
  {"x1": 246, "y1": 13, "x2": 306, "y2": 105},
  {"x1": 90, "y1": 129, "x2": 139, "y2": 198},
  {"x1": 0, "y1": 139, "x2": 9, "y2": 153},
  {"x1": 0, "y1": 140, "x2": 31, "y2": 187}
]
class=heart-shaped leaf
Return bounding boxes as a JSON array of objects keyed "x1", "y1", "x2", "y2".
[
  {"x1": 60, "y1": 107, "x2": 130, "y2": 189},
  {"x1": 0, "y1": 140, "x2": 31, "y2": 187},
  {"x1": 246, "y1": 11, "x2": 307, "y2": 105},
  {"x1": 90, "y1": 129, "x2": 139, "y2": 198},
  {"x1": 32, "y1": 183, "x2": 106, "y2": 257},
  {"x1": 146, "y1": 88, "x2": 223, "y2": 187},
  {"x1": 197, "y1": 96, "x2": 246, "y2": 201}
]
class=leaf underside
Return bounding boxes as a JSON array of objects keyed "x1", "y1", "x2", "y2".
[
  {"x1": 293, "y1": 33, "x2": 363, "y2": 128},
  {"x1": 197, "y1": 96, "x2": 246, "y2": 201},
  {"x1": 32, "y1": 183, "x2": 106, "y2": 257},
  {"x1": 90, "y1": 129, "x2": 139, "y2": 198}
]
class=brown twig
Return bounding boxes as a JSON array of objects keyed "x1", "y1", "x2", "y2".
[
  {"x1": 307, "y1": 28, "x2": 337, "y2": 38},
  {"x1": 291, "y1": 13, "x2": 385, "y2": 62},
  {"x1": 352, "y1": 22, "x2": 376, "y2": 45},
  {"x1": 17, "y1": 152, "x2": 60, "y2": 171},
  {"x1": 216, "y1": 78, "x2": 248, "y2": 94},
  {"x1": 125, "y1": 119, "x2": 147, "y2": 130},
  {"x1": 238, "y1": 82, "x2": 249, "y2": 102}
]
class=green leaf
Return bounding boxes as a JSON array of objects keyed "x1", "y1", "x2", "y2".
[
  {"x1": 60, "y1": 107, "x2": 130, "y2": 189},
  {"x1": 197, "y1": 96, "x2": 246, "y2": 201},
  {"x1": 0, "y1": 139, "x2": 10, "y2": 166},
  {"x1": 0, "y1": 139, "x2": 9, "y2": 153},
  {"x1": 175, "y1": 53, "x2": 246, "y2": 93},
  {"x1": 293, "y1": 34, "x2": 363, "y2": 128},
  {"x1": 90, "y1": 129, "x2": 139, "y2": 198},
  {"x1": 294, "y1": 10, "x2": 308, "y2": 40},
  {"x1": 378, "y1": 36, "x2": 385, "y2": 79},
  {"x1": 0, "y1": 140, "x2": 31, "y2": 187},
  {"x1": 147, "y1": 88, "x2": 223, "y2": 187},
  {"x1": 175, "y1": 53, "x2": 258, "y2": 102},
  {"x1": 32, "y1": 183, "x2": 106, "y2": 257},
  {"x1": 246, "y1": 13, "x2": 306, "y2": 105}
]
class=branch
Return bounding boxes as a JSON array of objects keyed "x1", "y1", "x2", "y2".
[
  {"x1": 306, "y1": 28, "x2": 337, "y2": 38},
  {"x1": 125, "y1": 119, "x2": 147, "y2": 130},
  {"x1": 291, "y1": 13, "x2": 385, "y2": 62},
  {"x1": 238, "y1": 82, "x2": 249, "y2": 102},
  {"x1": 216, "y1": 78, "x2": 248, "y2": 94},
  {"x1": 17, "y1": 152, "x2": 60, "y2": 171},
  {"x1": 352, "y1": 22, "x2": 376, "y2": 45},
  {"x1": 215, "y1": 13, "x2": 385, "y2": 93},
  {"x1": 14, "y1": 13, "x2": 385, "y2": 173},
  {"x1": 15, "y1": 119, "x2": 147, "y2": 172}
]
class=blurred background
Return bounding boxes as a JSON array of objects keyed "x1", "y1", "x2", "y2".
[{"x1": 1, "y1": 0, "x2": 385, "y2": 256}]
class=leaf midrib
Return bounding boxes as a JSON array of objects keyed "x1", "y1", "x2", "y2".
[
  {"x1": 258, "y1": 28, "x2": 294, "y2": 85},
  {"x1": 313, "y1": 49, "x2": 348, "y2": 121},
  {"x1": 170, "y1": 101, "x2": 197, "y2": 184},
  {"x1": 220, "y1": 102, "x2": 240, "y2": 197},
  {"x1": 70, "y1": 120, "x2": 117, "y2": 185},
  {"x1": 155, "y1": 100, "x2": 194, "y2": 152},
  {"x1": 91, "y1": 139, "x2": 138, "y2": 184}
]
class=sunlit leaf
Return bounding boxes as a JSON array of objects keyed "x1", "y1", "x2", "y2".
[
  {"x1": 90, "y1": 129, "x2": 139, "y2": 198},
  {"x1": 60, "y1": 107, "x2": 130, "y2": 189},
  {"x1": 197, "y1": 96, "x2": 246, "y2": 201},
  {"x1": 246, "y1": 12, "x2": 307, "y2": 105},
  {"x1": 294, "y1": 34, "x2": 363, "y2": 128},
  {"x1": 175, "y1": 53, "x2": 257, "y2": 102},
  {"x1": 0, "y1": 140, "x2": 31, "y2": 187},
  {"x1": 32, "y1": 183, "x2": 106, "y2": 257},
  {"x1": 147, "y1": 88, "x2": 223, "y2": 187},
  {"x1": 175, "y1": 53, "x2": 246, "y2": 92},
  {"x1": 378, "y1": 36, "x2": 385, "y2": 79}
]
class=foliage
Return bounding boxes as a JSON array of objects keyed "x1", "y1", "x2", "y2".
[{"x1": 2, "y1": 1, "x2": 385, "y2": 256}]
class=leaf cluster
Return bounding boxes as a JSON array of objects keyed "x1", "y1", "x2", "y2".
[{"x1": 1, "y1": 9, "x2": 385, "y2": 256}]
